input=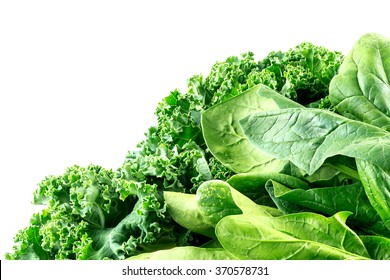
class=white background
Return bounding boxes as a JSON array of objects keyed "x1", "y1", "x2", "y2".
[{"x1": 1, "y1": 0, "x2": 390, "y2": 267}]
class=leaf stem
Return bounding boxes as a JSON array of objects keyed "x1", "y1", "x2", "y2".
[{"x1": 328, "y1": 163, "x2": 361, "y2": 181}]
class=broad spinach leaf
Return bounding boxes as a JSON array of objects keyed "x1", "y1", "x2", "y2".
[
  {"x1": 196, "y1": 180, "x2": 243, "y2": 226},
  {"x1": 164, "y1": 191, "x2": 215, "y2": 237},
  {"x1": 196, "y1": 180, "x2": 277, "y2": 227},
  {"x1": 216, "y1": 213, "x2": 369, "y2": 260},
  {"x1": 164, "y1": 180, "x2": 280, "y2": 234},
  {"x1": 329, "y1": 33, "x2": 390, "y2": 131},
  {"x1": 273, "y1": 212, "x2": 369, "y2": 258},
  {"x1": 328, "y1": 32, "x2": 390, "y2": 235},
  {"x1": 201, "y1": 84, "x2": 302, "y2": 173},
  {"x1": 240, "y1": 108, "x2": 390, "y2": 175}
]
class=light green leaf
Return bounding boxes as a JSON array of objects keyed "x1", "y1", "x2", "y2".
[
  {"x1": 164, "y1": 191, "x2": 215, "y2": 237},
  {"x1": 201, "y1": 84, "x2": 302, "y2": 173},
  {"x1": 216, "y1": 214, "x2": 369, "y2": 260},
  {"x1": 196, "y1": 180, "x2": 243, "y2": 226},
  {"x1": 240, "y1": 108, "x2": 390, "y2": 175},
  {"x1": 196, "y1": 180, "x2": 274, "y2": 227},
  {"x1": 356, "y1": 159, "x2": 390, "y2": 232},
  {"x1": 273, "y1": 212, "x2": 369, "y2": 257},
  {"x1": 329, "y1": 33, "x2": 390, "y2": 131},
  {"x1": 127, "y1": 246, "x2": 237, "y2": 260}
]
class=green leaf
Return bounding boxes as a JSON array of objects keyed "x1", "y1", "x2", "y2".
[
  {"x1": 329, "y1": 33, "x2": 390, "y2": 131},
  {"x1": 356, "y1": 159, "x2": 390, "y2": 232},
  {"x1": 240, "y1": 108, "x2": 390, "y2": 175},
  {"x1": 196, "y1": 180, "x2": 276, "y2": 227},
  {"x1": 5, "y1": 212, "x2": 52, "y2": 260},
  {"x1": 227, "y1": 171, "x2": 309, "y2": 192},
  {"x1": 265, "y1": 180, "x2": 306, "y2": 214},
  {"x1": 360, "y1": 235, "x2": 390, "y2": 260},
  {"x1": 6, "y1": 165, "x2": 182, "y2": 260},
  {"x1": 127, "y1": 246, "x2": 237, "y2": 260},
  {"x1": 270, "y1": 181, "x2": 382, "y2": 227},
  {"x1": 303, "y1": 158, "x2": 357, "y2": 187},
  {"x1": 196, "y1": 180, "x2": 243, "y2": 226},
  {"x1": 227, "y1": 172, "x2": 308, "y2": 207},
  {"x1": 201, "y1": 84, "x2": 302, "y2": 173},
  {"x1": 275, "y1": 211, "x2": 369, "y2": 257},
  {"x1": 87, "y1": 198, "x2": 176, "y2": 260},
  {"x1": 216, "y1": 214, "x2": 369, "y2": 260},
  {"x1": 259, "y1": 42, "x2": 344, "y2": 105},
  {"x1": 164, "y1": 191, "x2": 215, "y2": 237}
]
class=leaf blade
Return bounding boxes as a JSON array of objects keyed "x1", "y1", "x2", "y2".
[
  {"x1": 240, "y1": 108, "x2": 390, "y2": 175},
  {"x1": 201, "y1": 84, "x2": 302, "y2": 173},
  {"x1": 329, "y1": 33, "x2": 390, "y2": 131},
  {"x1": 356, "y1": 159, "x2": 390, "y2": 232}
]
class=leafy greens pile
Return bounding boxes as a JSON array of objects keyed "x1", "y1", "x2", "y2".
[{"x1": 7, "y1": 33, "x2": 390, "y2": 260}]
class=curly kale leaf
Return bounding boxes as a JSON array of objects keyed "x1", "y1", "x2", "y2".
[
  {"x1": 5, "y1": 165, "x2": 185, "y2": 260},
  {"x1": 260, "y1": 42, "x2": 344, "y2": 106}
]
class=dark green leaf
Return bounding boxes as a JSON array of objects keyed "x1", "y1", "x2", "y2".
[{"x1": 360, "y1": 235, "x2": 390, "y2": 260}]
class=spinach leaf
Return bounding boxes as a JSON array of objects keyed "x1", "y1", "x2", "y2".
[
  {"x1": 196, "y1": 180, "x2": 243, "y2": 226},
  {"x1": 240, "y1": 108, "x2": 390, "y2": 175},
  {"x1": 127, "y1": 246, "x2": 237, "y2": 260},
  {"x1": 164, "y1": 180, "x2": 281, "y2": 234},
  {"x1": 164, "y1": 191, "x2": 215, "y2": 237},
  {"x1": 356, "y1": 160, "x2": 390, "y2": 232},
  {"x1": 329, "y1": 33, "x2": 390, "y2": 131},
  {"x1": 216, "y1": 214, "x2": 369, "y2": 260},
  {"x1": 268, "y1": 181, "x2": 382, "y2": 228},
  {"x1": 196, "y1": 180, "x2": 275, "y2": 227},
  {"x1": 265, "y1": 180, "x2": 307, "y2": 214},
  {"x1": 304, "y1": 157, "x2": 358, "y2": 187},
  {"x1": 201, "y1": 84, "x2": 302, "y2": 173},
  {"x1": 226, "y1": 172, "x2": 308, "y2": 206},
  {"x1": 360, "y1": 235, "x2": 390, "y2": 260},
  {"x1": 273, "y1": 212, "x2": 369, "y2": 258},
  {"x1": 198, "y1": 181, "x2": 370, "y2": 259},
  {"x1": 328, "y1": 32, "x2": 390, "y2": 235}
]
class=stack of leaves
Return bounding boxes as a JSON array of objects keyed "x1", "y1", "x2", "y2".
[
  {"x1": 131, "y1": 180, "x2": 375, "y2": 260},
  {"x1": 187, "y1": 33, "x2": 390, "y2": 259},
  {"x1": 121, "y1": 42, "x2": 344, "y2": 194},
  {"x1": 6, "y1": 38, "x2": 353, "y2": 260}
]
